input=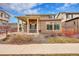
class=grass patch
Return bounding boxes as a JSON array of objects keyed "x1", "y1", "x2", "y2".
[{"x1": 48, "y1": 36, "x2": 79, "y2": 43}]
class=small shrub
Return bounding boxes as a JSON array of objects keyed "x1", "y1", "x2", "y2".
[
  {"x1": 2, "y1": 34, "x2": 33, "y2": 44},
  {"x1": 2, "y1": 37, "x2": 8, "y2": 41}
]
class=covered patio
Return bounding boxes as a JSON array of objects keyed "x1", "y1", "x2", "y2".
[{"x1": 16, "y1": 16, "x2": 39, "y2": 35}]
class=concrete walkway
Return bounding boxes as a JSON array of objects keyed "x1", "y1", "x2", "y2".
[{"x1": 0, "y1": 43, "x2": 79, "y2": 54}]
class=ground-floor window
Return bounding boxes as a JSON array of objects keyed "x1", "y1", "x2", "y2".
[
  {"x1": 54, "y1": 24, "x2": 60, "y2": 30},
  {"x1": 47, "y1": 24, "x2": 52, "y2": 30}
]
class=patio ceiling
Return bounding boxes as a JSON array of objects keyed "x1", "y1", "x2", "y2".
[{"x1": 16, "y1": 16, "x2": 40, "y2": 22}]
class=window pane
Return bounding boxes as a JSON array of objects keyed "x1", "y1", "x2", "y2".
[
  {"x1": 1, "y1": 13, "x2": 3, "y2": 17},
  {"x1": 47, "y1": 24, "x2": 49, "y2": 30},
  {"x1": 57, "y1": 24, "x2": 60, "y2": 30},
  {"x1": 47, "y1": 24, "x2": 52, "y2": 30},
  {"x1": 54, "y1": 24, "x2": 56, "y2": 30},
  {"x1": 54, "y1": 24, "x2": 60, "y2": 30},
  {"x1": 50, "y1": 25, "x2": 52, "y2": 30}
]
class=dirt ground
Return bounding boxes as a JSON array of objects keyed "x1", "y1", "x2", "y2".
[{"x1": 0, "y1": 33, "x2": 79, "y2": 44}]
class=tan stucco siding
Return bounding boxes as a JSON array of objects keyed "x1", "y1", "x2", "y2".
[{"x1": 73, "y1": 14, "x2": 79, "y2": 18}]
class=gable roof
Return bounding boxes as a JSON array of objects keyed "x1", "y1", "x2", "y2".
[{"x1": 55, "y1": 12, "x2": 79, "y2": 18}]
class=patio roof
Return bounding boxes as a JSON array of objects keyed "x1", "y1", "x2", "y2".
[{"x1": 16, "y1": 16, "x2": 40, "y2": 22}]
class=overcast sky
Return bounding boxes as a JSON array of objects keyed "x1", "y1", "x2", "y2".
[{"x1": 0, "y1": 3, "x2": 79, "y2": 23}]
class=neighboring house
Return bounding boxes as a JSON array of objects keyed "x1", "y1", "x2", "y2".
[
  {"x1": 0, "y1": 10, "x2": 10, "y2": 21},
  {"x1": 55, "y1": 12, "x2": 79, "y2": 22},
  {"x1": 55, "y1": 12, "x2": 79, "y2": 35},
  {"x1": 17, "y1": 14, "x2": 62, "y2": 35},
  {"x1": 62, "y1": 17, "x2": 79, "y2": 35},
  {"x1": 0, "y1": 10, "x2": 10, "y2": 34}
]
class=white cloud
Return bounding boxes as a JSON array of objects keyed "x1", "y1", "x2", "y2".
[
  {"x1": 57, "y1": 3, "x2": 70, "y2": 10},
  {"x1": 56, "y1": 3, "x2": 77, "y2": 11},
  {"x1": 9, "y1": 3, "x2": 38, "y2": 10},
  {"x1": 0, "y1": 3, "x2": 41, "y2": 15},
  {"x1": 23, "y1": 9, "x2": 39, "y2": 14},
  {"x1": 9, "y1": 3, "x2": 40, "y2": 14}
]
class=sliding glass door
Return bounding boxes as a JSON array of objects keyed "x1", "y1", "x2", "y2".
[{"x1": 29, "y1": 24, "x2": 37, "y2": 33}]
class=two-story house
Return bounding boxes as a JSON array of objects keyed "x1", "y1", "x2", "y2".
[
  {"x1": 55, "y1": 12, "x2": 79, "y2": 22},
  {"x1": 55, "y1": 12, "x2": 79, "y2": 35},
  {"x1": 0, "y1": 10, "x2": 10, "y2": 34}
]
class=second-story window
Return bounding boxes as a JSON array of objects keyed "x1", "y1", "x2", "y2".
[
  {"x1": 49, "y1": 16, "x2": 55, "y2": 19},
  {"x1": 66, "y1": 14, "x2": 73, "y2": 19},
  {"x1": 0, "y1": 13, "x2": 3, "y2": 17}
]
